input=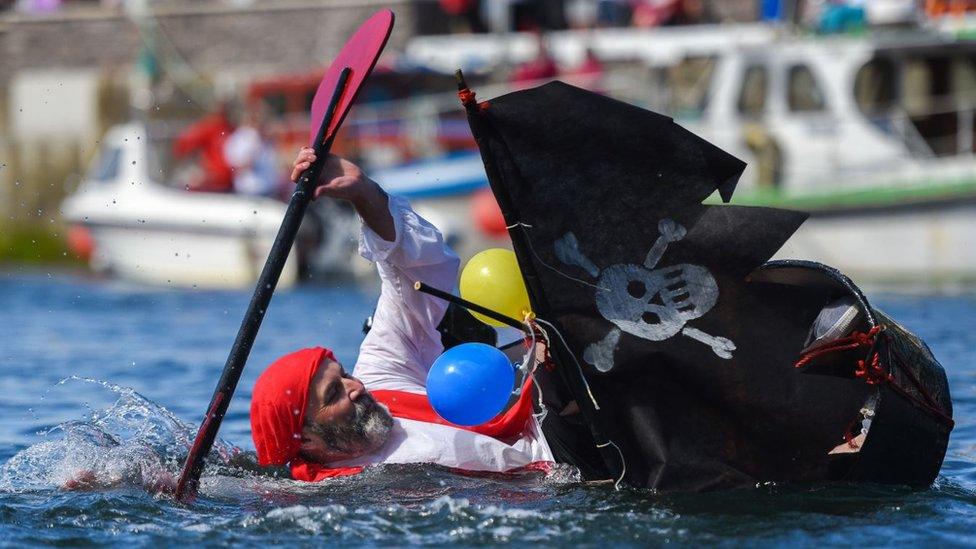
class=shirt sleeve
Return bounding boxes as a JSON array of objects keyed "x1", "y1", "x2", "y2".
[{"x1": 353, "y1": 195, "x2": 460, "y2": 393}]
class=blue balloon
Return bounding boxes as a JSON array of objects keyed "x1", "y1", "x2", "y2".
[{"x1": 426, "y1": 342, "x2": 515, "y2": 426}]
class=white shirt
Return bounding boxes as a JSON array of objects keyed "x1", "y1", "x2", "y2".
[
  {"x1": 224, "y1": 126, "x2": 278, "y2": 196},
  {"x1": 345, "y1": 194, "x2": 553, "y2": 472}
]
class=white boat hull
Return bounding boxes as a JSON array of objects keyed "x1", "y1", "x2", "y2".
[
  {"x1": 62, "y1": 124, "x2": 300, "y2": 289},
  {"x1": 84, "y1": 222, "x2": 295, "y2": 289},
  {"x1": 776, "y1": 199, "x2": 976, "y2": 285},
  {"x1": 369, "y1": 151, "x2": 976, "y2": 285}
]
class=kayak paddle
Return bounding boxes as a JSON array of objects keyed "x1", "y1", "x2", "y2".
[{"x1": 175, "y1": 9, "x2": 395, "y2": 502}]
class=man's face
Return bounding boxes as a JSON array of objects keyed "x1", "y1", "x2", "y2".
[{"x1": 300, "y1": 359, "x2": 393, "y2": 463}]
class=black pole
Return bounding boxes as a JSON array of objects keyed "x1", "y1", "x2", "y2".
[
  {"x1": 413, "y1": 281, "x2": 527, "y2": 331},
  {"x1": 175, "y1": 68, "x2": 352, "y2": 501}
]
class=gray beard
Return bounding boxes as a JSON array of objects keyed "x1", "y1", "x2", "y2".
[{"x1": 308, "y1": 394, "x2": 394, "y2": 459}]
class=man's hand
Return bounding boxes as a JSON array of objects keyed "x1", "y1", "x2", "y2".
[
  {"x1": 62, "y1": 468, "x2": 176, "y2": 496},
  {"x1": 291, "y1": 148, "x2": 394, "y2": 241},
  {"x1": 291, "y1": 148, "x2": 370, "y2": 203},
  {"x1": 62, "y1": 469, "x2": 102, "y2": 491}
]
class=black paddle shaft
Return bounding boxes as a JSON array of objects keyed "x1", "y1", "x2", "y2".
[
  {"x1": 413, "y1": 281, "x2": 528, "y2": 332},
  {"x1": 175, "y1": 68, "x2": 351, "y2": 501}
]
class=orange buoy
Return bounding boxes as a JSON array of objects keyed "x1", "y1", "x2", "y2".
[
  {"x1": 471, "y1": 187, "x2": 508, "y2": 239},
  {"x1": 66, "y1": 225, "x2": 95, "y2": 261}
]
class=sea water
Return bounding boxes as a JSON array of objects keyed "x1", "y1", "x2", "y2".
[{"x1": 0, "y1": 272, "x2": 974, "y2": 546}]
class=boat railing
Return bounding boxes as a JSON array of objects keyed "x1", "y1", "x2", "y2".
[
  {"x1": 876, "y1": 90, "x2": 976, "y2": 159},
  {"x1": 893, "y1": 106, "x2": 937, "y2": 159},
  {"x1": 138, "y1": 68, "x2": 974, "y2": 194}
]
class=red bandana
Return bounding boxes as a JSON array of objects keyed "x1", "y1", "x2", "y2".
[{"x1": 250, "y1": 347, "x2": 335, "y2": 467}]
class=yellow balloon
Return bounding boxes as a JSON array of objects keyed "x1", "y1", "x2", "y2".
[{"x1": 460, "y1": 248, "x2": 532, "y2": 327}]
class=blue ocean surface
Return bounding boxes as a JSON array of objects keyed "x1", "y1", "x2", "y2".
[{"x1": 0, "y1": 271, "x2": 973, "y2": 546}]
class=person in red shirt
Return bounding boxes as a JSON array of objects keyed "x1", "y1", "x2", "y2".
[
  {"x1": 172, "y1": 103, "x2": 235, "y2": 193},
  {"x1": 509, "y1": 32, "x2": 559, "y2": 88},
  {"x1": 565, "y1": 48, "x2": 605, "y2": 92},
  {"x1": 440, "y1": 0, "x2": 486, "y2": 32}
]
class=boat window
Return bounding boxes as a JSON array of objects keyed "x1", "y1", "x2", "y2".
[
  {"x1": 787, "y1": 64, "x2": 826, "y2": 112},
  {"x1": 737, "y1": 64, "x2": 768, "y2": 117},
  {"x1": 666, "y1": 56, "x2": 717, "y2": 117},
  {"x1": 951, "y1": 55, "x2": 976, "y2": 103},
  {"x1": 89, "y1": 146, "x2": 122, "y2": 182},
  {"x1": 902, "y1": 58, "x2": 936, "y2": 116},
  {"x1": 905, "y1": 56, "x2": 959, "y2": 155},
  {"x1": 954, "y1": 56, "x2": 976, "y2": 154},
  {"x1": 854, "y1": 57, "x2": 896, "y2": 114},
  {"x1": 855, "y1": 52, "x2": 975, "y2": 156}
]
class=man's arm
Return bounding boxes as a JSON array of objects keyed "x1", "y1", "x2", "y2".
[{"x1": 291, "y1": 149, "x2": 460, "y2": 392}]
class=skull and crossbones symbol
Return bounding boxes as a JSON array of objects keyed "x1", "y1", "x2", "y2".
[{"x1": 554, "y1": 218, "x2": 735, "y2": 372}]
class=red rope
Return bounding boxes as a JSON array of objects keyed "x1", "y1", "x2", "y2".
[
  {"x1": 458, "y1": 87, "x2": 477, "y2": 106},
  {"x1": 842, "y1": 416, "x2": 859, "y2": 446},
  {"x1": 854, "y1": 351, "x2": 890, "y2": 385},
  {"x1": 794, "y1": 324, "x2": 954, "y2": 429},
  {"x1": 794, "y1": 325, "x2": 883, "y2": 369},
  {"x1": 843, "y1": 430, "x2": 862, "y2": 450},
  {"x1": 458, "y1": 88, "x2": 489, "y2": 112}
]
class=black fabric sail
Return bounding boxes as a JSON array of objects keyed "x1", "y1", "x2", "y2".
[{"x1": 462, "y1": 80, "x2": 953, "y2": 491}]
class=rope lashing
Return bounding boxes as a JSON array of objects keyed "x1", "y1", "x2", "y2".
[
  {"x1": 854, "y1": 351, "x2": 889, "y2": 385},
  {"x1": 794, "y1": 325, "x2": 884, "y2": 370},
  {"x1": 794, "y1": 324, "x2": 954, "y2": 428},
  {"x1": 457, "y1": 87, "x2": 489, "y2": 112},
  {"x1": 458, "y1": 87, "x2": 477, "y2": 106}
]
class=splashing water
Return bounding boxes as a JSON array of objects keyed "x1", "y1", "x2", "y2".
[
  {"x1": 0, "y1": 378, "x2": 240, "y2": 493},
  {"x1": 0, "y1": 274, "x2": 974, "y2": 545}
]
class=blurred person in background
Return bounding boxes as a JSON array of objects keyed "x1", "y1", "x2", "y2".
[
  {"x1": 925, "y1": 0, "x2": 976, "y2": 17},
  {"x1": 223, "y1": 108, "x2": 282, "y2": 198},
  {"x1": 596, "y1": 0, "x2": 632, "y2": 26},
  {"x1": 512, "y1": 0, "x2": 567, "y2": 30},
  {"x1": 816, "y1": 0, "x2": 867, "y2": 34},
  {"x1": 632, "y1": 0, "x2": 709, "y2": 27},
  {"x1": 440, "y1": 0, "x2": 486, "y2": 32},
  {"x1": 566, "y1": 0, "x2": 599, "y2": 29},
  {"x1": 13, "y1": 0, "x2": 60, "y2": 12},
  {"x1": 509, "y1": 32, "x2": 558, "y2": 87},
  {"x1": 173, "y1": 102, "x2": 235, "y2": 193},
  {"x1": 565, "y1": 47, "x2": 605, "y2": 91}
]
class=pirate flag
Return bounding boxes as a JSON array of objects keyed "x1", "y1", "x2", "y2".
[{"x1": 461, "y1": 81, "x2": 953, "y2": 491}]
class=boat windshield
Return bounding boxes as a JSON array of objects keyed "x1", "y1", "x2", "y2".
[
  {"x1": 855, "y1": 49, "x2": 976, "y2": 157},
  {"x1": 89, "y1": 146, "x2": 122, "y2": 182},
  {"x1": 659, "y1": 55, "x2": 717, "y2": 118}
]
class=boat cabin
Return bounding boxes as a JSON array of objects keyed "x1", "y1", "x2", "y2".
[{"x1": 653, "y1": 36, "x2": 976, "y2": 192}]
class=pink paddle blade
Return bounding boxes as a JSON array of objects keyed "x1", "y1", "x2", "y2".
[{"x1": 309, "y1": 9, "x2": 394, "y2": 146}]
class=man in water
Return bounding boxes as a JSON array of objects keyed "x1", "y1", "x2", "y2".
[
  {"x1": 63, "y1": 149, "x2": 563, "y2": 492},
  {"x1": 248, "y1": 149, "x2": 554, "y2": 482}
]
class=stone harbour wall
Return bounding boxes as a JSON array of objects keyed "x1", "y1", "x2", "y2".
[
  {"x1": 0, "y1": 0, "x2": 424, "y2": 229},
  {"x1": 0, "y1": 0, "x2": 421, "y2": 88}
]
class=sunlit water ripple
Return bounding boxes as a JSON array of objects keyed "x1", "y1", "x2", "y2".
[{"x1": 0, "y1": 271, "x2": 974, "y2": 546}]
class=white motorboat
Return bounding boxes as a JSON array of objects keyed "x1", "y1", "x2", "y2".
[
  {"x1": 61, "y1": 124, "x2": 307, "y2": 289},
  {"x1": 678, "y1": 34, "x2": 976, "y2": 284}
]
